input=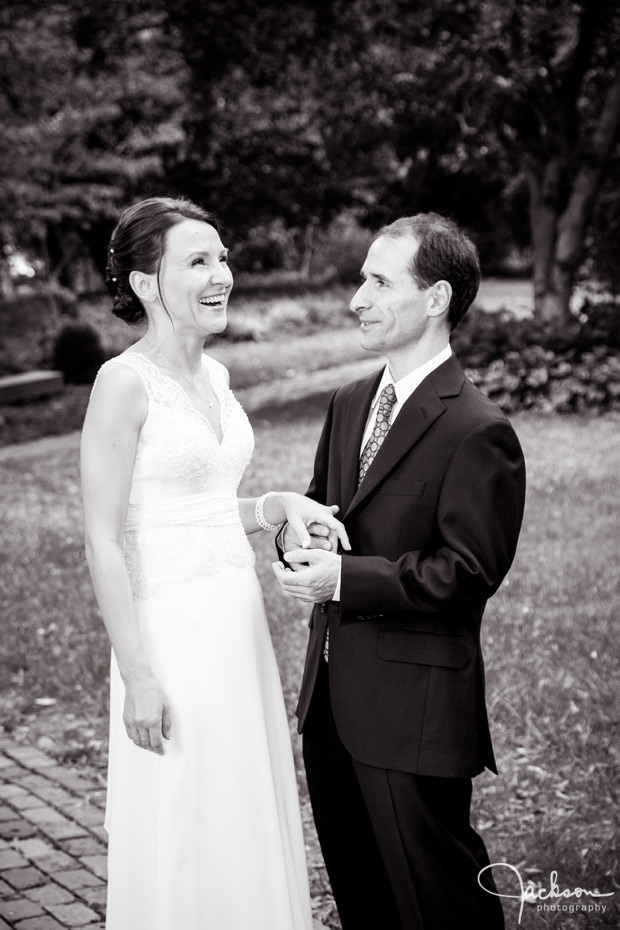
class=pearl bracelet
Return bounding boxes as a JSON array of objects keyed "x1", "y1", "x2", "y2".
[{"x1": 255, "y1": 491, "x2": 283, "y2": 532}]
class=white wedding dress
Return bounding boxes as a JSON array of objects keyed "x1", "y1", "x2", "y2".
[{"x1": 100, "y1": 352, "x2": 313, "y2": 930}]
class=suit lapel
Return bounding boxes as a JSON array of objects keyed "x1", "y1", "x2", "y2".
[
  {"x1": 340, "y1": 369, "x2": 384, "y2": 513},
  {"x1": 344, "y1": 355, "x2": 465, "y2": 519}
]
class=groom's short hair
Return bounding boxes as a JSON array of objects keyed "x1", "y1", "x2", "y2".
[{"x1": 378, "y1": 214, "x2": 480, "y2": 330}]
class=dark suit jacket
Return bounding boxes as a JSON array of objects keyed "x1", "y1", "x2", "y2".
[{"x1": 296, "y1": 354, "x2": 526, "y2": 779}]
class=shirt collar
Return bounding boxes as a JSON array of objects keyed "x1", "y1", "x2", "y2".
[{"x1": 372, "y1": 344, "x2": 452, "y2": 408}]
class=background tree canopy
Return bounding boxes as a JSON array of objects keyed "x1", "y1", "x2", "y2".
[{"x1": 1, "y1": 0, "x2": 619, "y2": 319}]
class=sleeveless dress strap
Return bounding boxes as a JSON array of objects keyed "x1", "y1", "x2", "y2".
[
  {"x1": 92, "y1": 353, "x2": 181, "y2": 407},
  {"x1": 202, "y1": 354, "x2": 229, "y2": 390}
]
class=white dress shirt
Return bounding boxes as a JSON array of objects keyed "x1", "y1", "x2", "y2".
[{"x1": 332, "y1": 343, "x2": 452, "y2": 600}]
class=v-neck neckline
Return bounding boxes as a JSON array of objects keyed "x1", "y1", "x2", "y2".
[{"x1": 129, "y1": 352, "x2": 225, "y2": 446}]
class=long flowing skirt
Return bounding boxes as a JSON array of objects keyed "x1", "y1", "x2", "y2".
[{"x1": 105, "y1": 564, "x2": 313, "y2": 930}]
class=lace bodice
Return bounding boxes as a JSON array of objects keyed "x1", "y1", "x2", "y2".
[{"x1": 96, "y1": 352, "x2": 256, "y2": 599}]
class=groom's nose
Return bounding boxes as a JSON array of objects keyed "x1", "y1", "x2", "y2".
[{"x1": 350, "y1": 279, "x2": 371, "y2": 314}]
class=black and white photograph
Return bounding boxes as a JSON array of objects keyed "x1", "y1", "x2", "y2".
[{"x1": 0, "y1": 2, "x2": 619, "y2": 929}]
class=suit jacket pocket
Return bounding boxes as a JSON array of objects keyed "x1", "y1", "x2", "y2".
[
  {"x1": 378, "y1": 479, "x2": 426, "y2": 497},
  {"x1": 378, "y1": 629, "x2": 468, "y2": 668}
]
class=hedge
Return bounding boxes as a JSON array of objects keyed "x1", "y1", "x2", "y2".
[{"x1": 454, "y1": 300, "x2": 620, "y2": 413}]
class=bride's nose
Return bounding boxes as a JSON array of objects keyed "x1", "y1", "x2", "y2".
[{"x1": 212, "y1": 263, "x2": 233, "y2": 288}]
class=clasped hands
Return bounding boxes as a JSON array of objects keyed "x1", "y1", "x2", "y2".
[{"x1": 272, "y1": 496, "x2": 349, "y2": 604}]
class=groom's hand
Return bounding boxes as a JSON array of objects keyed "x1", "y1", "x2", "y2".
[
  {"x1": 281, "y1": 521, "x2": 337, "y2": 571},
  {"x1": 272, "y1": 549, "x2": 340, "y2": 602}
]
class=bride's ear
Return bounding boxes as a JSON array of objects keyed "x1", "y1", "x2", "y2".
[{"x1": 129, "y1": 270, "x2": 158, "y2": 305}]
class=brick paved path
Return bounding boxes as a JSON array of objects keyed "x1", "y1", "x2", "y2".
[
  {"x1": 0, "y1": 737, "x2": 107, "y2": 930},
  {"x1": 0, "y1": 735, "x2": 331, "y2": 930}
]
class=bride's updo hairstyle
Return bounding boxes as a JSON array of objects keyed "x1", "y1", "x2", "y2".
[{"x1": 106, "y1": 197, "x2": 216, "y2": 325}]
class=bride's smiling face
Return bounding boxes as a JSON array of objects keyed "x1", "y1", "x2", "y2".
[{"x1": 155, "y1": 219, "x2": 233, "y2": 335}]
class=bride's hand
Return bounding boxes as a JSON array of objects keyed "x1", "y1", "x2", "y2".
[
  {"x1": 281, "y1": 519, "x2": 339, "y2": 558},
  {"x1": 279, "y1": 493, "x2": 351, "y2": 552},
  {"x1": 123, "y1": 673, "x2": 172, "y2": 755}
]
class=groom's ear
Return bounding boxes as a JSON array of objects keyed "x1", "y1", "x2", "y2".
[{"x1": 427, "y1": 280, "x2": 452, "y2": 320}]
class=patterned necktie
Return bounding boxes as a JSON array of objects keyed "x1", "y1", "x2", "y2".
[
  {"x1": 358, "y1": 383, "x2": 397, "y2": 484},
  {"x1": 324, "y1": 383, "x2": 398, "y2": 664}
]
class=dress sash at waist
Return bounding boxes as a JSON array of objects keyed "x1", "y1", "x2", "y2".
[{"x1": 125, "y1": 490, "x2": 241, "y2": 530}]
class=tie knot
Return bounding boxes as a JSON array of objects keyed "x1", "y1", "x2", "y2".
[{"x1": 378, "y1": 383, "x2": 397, "y2": 413}]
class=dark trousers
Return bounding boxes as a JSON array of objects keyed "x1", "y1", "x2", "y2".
[{"x1": 302, "y1": 659, "x2": 505, "y2": 930}]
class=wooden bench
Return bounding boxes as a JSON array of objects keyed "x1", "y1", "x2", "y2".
[{"x1": 0, "y1": 370, "x2": 65, "y2": 403}]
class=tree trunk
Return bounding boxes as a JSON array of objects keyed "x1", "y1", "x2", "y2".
[
  {"x1": 0, "y1": 259, "x2": 16, "y2": 300},
  {"x1": 528, "y1": 70, "x2": 620, "y2": 322},
  {"x1": 47, "y1": 224, "x2": 83, "y2": 292},
  {"x1": 299, "y1": 220, "x2": 317, "y2": 279},
  {"x1": 525, "y1": 159, "x2": 567, "y2": 321},
  {"x1": 539, "y1": 263, "x2": 575, "y2": 322}
]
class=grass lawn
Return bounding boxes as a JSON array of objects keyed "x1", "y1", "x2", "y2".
[{"x1": 1, "y1": 405, "x2": 618, "y2": 929}]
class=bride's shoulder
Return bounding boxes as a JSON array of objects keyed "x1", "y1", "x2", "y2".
[
  {"x1": 90, "y1": 353, "x2": 149, "y2": 403},
  {"x1": 83, "y1": 355, "x2": 147, "y2": 439}
]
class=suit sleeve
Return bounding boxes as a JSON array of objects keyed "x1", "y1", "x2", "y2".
[
  {"x1": 340, "y1": 418, "x2": 526, "y2": 616},
  {"x1": 304, "y1": 390, "x2": 336, "y2": 505}
]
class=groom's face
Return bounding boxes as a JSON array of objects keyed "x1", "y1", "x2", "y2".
[{"x1": 350, "y1": 235, "x2": 433, "y2": 358}]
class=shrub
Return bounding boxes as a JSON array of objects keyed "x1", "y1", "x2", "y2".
[
  {"x1": 0, "y1": 334, "x2": 52, "y2": 377},
  {"x1": 0, "y1": 287, "x2": 75, "y2": 375},
  {"x1": 228, "y1": 219, "x2": 300, "y2": 273},
  {"x1": 52, "y1": 323, "x2": 105, "y2": 384},
  {"x1": 454, "y1": 301, "x2": 620, "y2": 413},
  {"x1": 309, "y1": 213, "x2": 374, "y2": 283}
]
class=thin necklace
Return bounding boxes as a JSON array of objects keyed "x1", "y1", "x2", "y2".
[{"x1": 152, "y1": 345, "x2": 215, "y2": 408}]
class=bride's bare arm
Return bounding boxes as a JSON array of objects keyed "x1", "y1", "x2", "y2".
[
  {"x1": 214, "y1": 357, "x2": 350, "y2": 550},
  {"x1": 80, "y1": 364, "x2": 171, "y2": 755},
  {"x1": 237, "y1": 493, "x2": 350, "y2": 551}
]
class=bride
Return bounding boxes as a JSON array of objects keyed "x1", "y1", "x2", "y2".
[{"x1": 80, "y1": 196, "x2": 349, "y2": 930}]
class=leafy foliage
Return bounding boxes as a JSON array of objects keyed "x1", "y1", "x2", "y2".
[
  {"x1": 159, "y1": 0, "x2": 620, "y2": 313},
  {"x1": 454, "y1": 302, "x2": 620, "y2": 412},
  {"x1": 0, "y1": 0, "x2": 188, "y2": 282},
  {"x1": 0, "y1": 0, "x2": 619, "y2": 315}
]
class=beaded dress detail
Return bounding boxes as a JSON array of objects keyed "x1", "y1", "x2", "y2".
[{"x1": 98, "y1": 353, "x2": 256, "y2": 600}]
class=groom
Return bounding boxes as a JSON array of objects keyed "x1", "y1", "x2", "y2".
[{"x1": 273, "y1": 213, "x2": 526, "y2": 929}]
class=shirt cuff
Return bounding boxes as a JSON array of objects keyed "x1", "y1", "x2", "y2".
[
  {"x1": 332, "y1": 561, "x2": 342, "y2": 601},
  {"x1": 275, "y1": 522, "x2": 287, "y2": 550}
]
